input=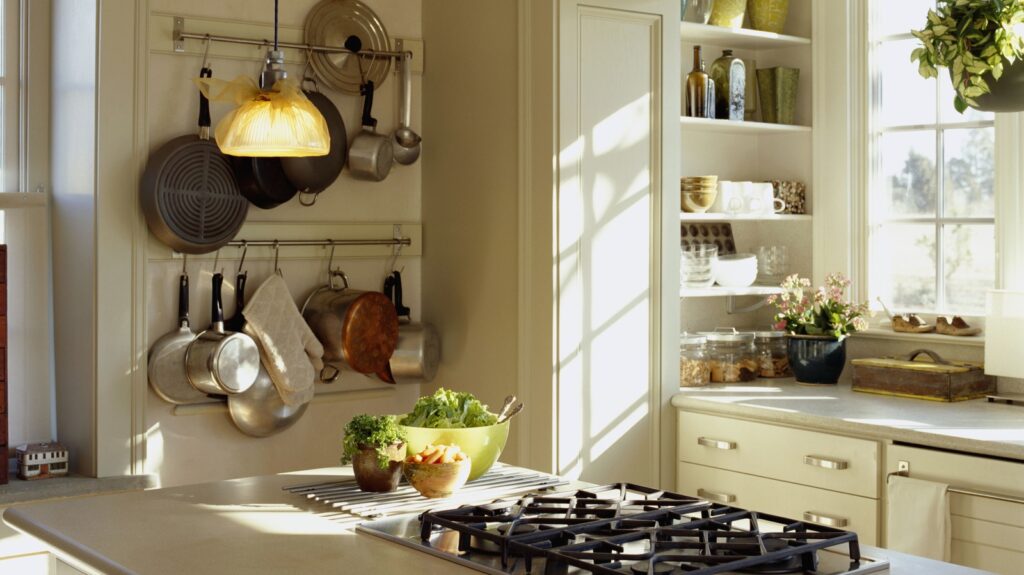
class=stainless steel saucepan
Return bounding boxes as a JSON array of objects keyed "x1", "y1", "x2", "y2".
[
  {"x1": 348, "y1": 81, "x2": 394, "y2": 181},
  {"x1": 185, "y1": 272, "x2": 260, "y2": 395}
]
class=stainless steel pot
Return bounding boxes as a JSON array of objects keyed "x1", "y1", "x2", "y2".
[
  {"x1": 301, "y1": 270, "x2": 399, "y2": 378},
  {"x1": 348, "y1": 81, "x2": 394, "y2": 181},
  {"x1": 185, "y1": 272, "x2": 261, "y2": 395},
  {"x1": 380, "y1": 270, "x2": 440, "y2": 383}
]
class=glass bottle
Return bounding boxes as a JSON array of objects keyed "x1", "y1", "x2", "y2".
[
  {"x1": 709, "y1": 49, "x2": 745, "y2": 121},
  {"x1": 686, "y1": 46, "x2": 715, "y2": 119}
]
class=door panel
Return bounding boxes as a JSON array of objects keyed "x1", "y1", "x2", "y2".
[{"x1": 558, "y1": 0, "x2": 667, "y2": 485}]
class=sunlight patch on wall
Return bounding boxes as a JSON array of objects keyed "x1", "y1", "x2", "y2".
[{"x1": 592, "y1": 93, "x2": 651, "y2": 157}]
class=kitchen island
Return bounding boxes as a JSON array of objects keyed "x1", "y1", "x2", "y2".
[{"x1": 2, "y1": 466, "x2": 998, "y2": 575}]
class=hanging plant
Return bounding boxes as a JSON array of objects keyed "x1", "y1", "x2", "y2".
[{"x1": 911, "y1": 0, "x2": 1024, "y2": 113}]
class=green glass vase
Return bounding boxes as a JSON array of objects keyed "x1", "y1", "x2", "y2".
[
  {"x1": 709, "y1": 0, "x2": 745, "y2": 28},
  {"x1": 747, "y1": 0, "x2": 790, "y2": 34},
  {"x1": 756, "y1": 66, "x2": 799, "y2": 125}
]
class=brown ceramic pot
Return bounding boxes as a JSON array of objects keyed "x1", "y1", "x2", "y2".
[{"x1": 352, "y1": 443, "x2": 405, "y2": 492}]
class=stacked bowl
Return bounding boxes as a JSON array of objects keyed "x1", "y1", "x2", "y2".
[{"x1": 681, "y1": 176, "x2": 719, "y2": 213}]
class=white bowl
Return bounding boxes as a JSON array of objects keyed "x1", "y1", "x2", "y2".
[{"x1": 714, "y1": 253, "x2": 758, "y2": 287}]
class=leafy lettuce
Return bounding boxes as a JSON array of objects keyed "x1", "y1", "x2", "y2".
[{"x1": 399, "y1": 388, "x2": 498, "y2": 428}]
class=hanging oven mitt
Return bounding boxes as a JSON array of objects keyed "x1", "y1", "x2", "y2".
[{"x1": 242, "y1": 274, "x2": 324, "y2": 406}]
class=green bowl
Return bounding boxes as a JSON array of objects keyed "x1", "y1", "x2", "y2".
[{"x1": 400, "y1": 420, "x2": 510, "y2": 481}]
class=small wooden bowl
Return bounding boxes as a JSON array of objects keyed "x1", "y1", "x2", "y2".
[{"x1": 403, "y1": 458, "x2": 472, "y2": 498}]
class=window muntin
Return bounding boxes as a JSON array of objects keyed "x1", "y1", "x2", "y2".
[{"x1": 868, "y1": 0, "x2": 996, "y2": 316}]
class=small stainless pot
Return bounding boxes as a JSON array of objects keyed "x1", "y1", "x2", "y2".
[
  {"x1": 348, "y1": 81, "x2": 394, "y2": 181},
  {"x1": 185, "y1": 272, "x2": 260, "y2": 395}
]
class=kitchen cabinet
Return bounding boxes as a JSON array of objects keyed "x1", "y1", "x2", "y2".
[
  {"x1": 677, "y1": 410, "x2": 881, "y2": 544},
  {"x1": 885, "y1": 445, "x2": 1024, "y2": 575},
  {"x1": 422, "y1": 0, "x2": 680, "y2": 486}
]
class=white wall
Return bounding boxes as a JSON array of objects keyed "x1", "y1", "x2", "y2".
[{"x1": 141, "y1": 0, "x2": 425, "y2": 487}]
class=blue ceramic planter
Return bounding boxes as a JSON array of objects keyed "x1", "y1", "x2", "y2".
[{"x1": 787, "y1": 335, "x2": 846, "y2": 384}]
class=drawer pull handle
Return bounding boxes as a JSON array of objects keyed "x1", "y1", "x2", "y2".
[
  {"x1": 803, "y1": 511, "x2": 848, "y2": 528},
  {"x1": 697, "y1": 488, "x2": 736, "y2": 504},
  {"x1": 803, "y1": 455, "x2": 849, "y2": 470},
  {"x1": 697, "y1": 437, "x2": 736, "y2": 450}
]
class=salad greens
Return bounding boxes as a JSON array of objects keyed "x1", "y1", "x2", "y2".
[
  {"x1": 341, "y1": 414, "x2": 407, "y2": 469},
  {"x1": 399, "y1": 388, "x2": 498, "y2": 428}
]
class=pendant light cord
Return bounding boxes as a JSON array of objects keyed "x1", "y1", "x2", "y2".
[{"x1": 273, "y1": 0, "x2": 279, "y2": 50}]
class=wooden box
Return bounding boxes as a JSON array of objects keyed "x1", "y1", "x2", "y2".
[{"x1": 852, "y1": 349, "x2": 994, "y2": 402}]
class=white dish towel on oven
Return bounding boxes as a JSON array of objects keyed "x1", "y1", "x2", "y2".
[{"x1": 885, "y1": 474, "x2": 951, "y2": 562}]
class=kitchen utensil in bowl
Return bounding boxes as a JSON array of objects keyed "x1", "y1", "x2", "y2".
[
  {"x1": 403, "y1": 459, "x2": 471, "y2": 498},
  {"x1": 148, "y1": 270, "x2": 207, "y2": 404},
  {"x1": 185, "y1": 272, "x2": 260, "y2": 395},
  {"x1": 141, "y1": 67, "x2": 248, "y2": 254},
  {"x1": 496, "y1": 401, "x2": 523, "y2": 423},
  {"x1": 348, "y1": 81, "x2": 394, "y2": 181},
  {"x1": 391, "y1": 51, "x2": 421, "y2": 165},
  {"x1": 400, "y1": 420, "x2": 510, "y2": 481},
  {"x1": 713, "y1": 253, "x2": 758, "y2": 287}
]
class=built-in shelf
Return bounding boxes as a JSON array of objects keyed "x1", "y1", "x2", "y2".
[
  {"x1": 679, "y1": 212, "x2": 811, "y2": 222},
  {"x1": 680, "y1": 285, "x2": 783, "y2": 298},
  {"x1": 680, "y1": 22, "x2": 811, "y2": 50},
  {"x1": 680, "y1": 116, "x2": 811, "y2": 135}
]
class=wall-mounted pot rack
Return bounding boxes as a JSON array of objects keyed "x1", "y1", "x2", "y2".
[{"x1": 172, "y1": 17, "x2": 409, "y2": 60}]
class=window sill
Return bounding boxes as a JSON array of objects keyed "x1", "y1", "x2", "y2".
[
  {"x1": 0, "y1": 473, "x2": 155, "y2": 506},
  {"x1": 852, "y1": 328, "x2": 984, "y2": 348}
]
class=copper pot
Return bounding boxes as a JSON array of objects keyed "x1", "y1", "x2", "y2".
[{"x1": 301, "y1": 270, "x2": 398, "y2": 380}]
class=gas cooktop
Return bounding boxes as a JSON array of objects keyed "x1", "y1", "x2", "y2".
[{"x1": 356, "y1": 483, "x2": 889, "y2": 575}]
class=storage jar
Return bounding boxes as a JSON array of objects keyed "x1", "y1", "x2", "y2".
[
  {"x1": 679, "y1": 333, "x2": 711, "y2": 387},
  {"x1": 704, "y1": 330, "x2": 757, "y2": 383},
  {"x1": 754, "y1": 330, "x2": 791, "y2": 378}
]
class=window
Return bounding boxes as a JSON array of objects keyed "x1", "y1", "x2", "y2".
[
  {"x1": 50, "y1": 461, "x2": 66, "y2": 470},
  {"x1": 867, "y1": 0, "x2": 996, "y2": 316}
]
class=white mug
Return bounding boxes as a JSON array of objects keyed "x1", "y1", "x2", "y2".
[
  {"x1": 743, "y1": 182, "x2": 785, "y2": 215},
  {"x1": 713, "y1": 181, "x2": 746, "y2": 214}
]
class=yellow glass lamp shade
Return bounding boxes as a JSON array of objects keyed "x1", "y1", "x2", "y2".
[{"x1": 216, "y1": 92, "x2": 330, "y2": 158}]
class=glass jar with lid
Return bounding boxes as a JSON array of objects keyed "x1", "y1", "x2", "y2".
[
  {"x1": 679, "y1": 333, "x2": 710, "y2": 387},
  {"x1": 703, "y1": 329, "x2": 757, "y2": 383},
  {"x1": 754, "y1": 331, "x2": 791, "y2": 378}
]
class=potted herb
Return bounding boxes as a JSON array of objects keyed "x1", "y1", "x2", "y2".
[
  {"x1": 767, "y1": 274, "x2": 869, "y2": 384},
  {"x1": 341, "y1": 414, "x2": 407, "y2": 492},
  {"x1": 912, "y1": 0, "x2": 1024, "y2": 113}
]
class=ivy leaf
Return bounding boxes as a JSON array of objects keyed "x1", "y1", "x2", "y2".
[{"x1": 954, "y1": 94, "x2": 969, "y2": 114}]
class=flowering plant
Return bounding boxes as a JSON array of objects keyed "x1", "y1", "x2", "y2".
[{"x1": 767, "y1": 273, "x2": 870, "y2": 339}]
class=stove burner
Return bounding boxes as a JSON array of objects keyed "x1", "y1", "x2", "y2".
[{"x1": 630, "y1": 560, "x2": 676, "y2": 574}]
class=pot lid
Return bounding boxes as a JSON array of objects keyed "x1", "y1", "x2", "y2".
[
  {"x1": 754, "y1": 330, "x2": 786, "y2": 340},
  {"x1": 679, "y1": 333, "x2": 707, "y2": 346}
]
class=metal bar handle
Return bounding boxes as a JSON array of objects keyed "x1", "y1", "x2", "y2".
[
  {"x1": 697, "y1": 488, "x2": 736, "y2": 504},
  {"x1": 890, "y1": 460, "x2": 1024, "y2": 505},
  {"x1": 176, "y1": 29, "x2": 408, "y2": 60},
  {"x1": 224, "y1": 238, "x2": 412, "y2": 248},
  {"x1": 803, "y1": 511, "x2": 848, "y2": 528},
  {"x1": 697, "y1": 437, "x2": 736, "y2": 450},
  {"x1": 804, "y1": 455, "x2": 849, "y2": 470}
]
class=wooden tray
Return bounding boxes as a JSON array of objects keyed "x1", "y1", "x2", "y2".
[{"x1": 852, "y1": 349, "x2": 994, "y2": 402}]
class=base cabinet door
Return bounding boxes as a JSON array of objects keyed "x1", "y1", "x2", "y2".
[{"x1": 678, "y1": 462, "x2": 879, "y2": 545}]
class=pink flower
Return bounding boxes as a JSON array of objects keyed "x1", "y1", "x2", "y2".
[{"x1": 774, "y1": 320, "x2": 787, "y2": 331}]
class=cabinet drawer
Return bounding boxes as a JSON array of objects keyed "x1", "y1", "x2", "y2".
[
  {"x1": 678, "y1": 412, "x2": 879, "y2": 498},
  {"x1": 677, "y1": 462, "x2": 879, "y2": 545}
]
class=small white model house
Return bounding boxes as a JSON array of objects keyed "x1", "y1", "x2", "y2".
[{"x1": 15, "y1": 442, "x2": 69, "y2": 480}]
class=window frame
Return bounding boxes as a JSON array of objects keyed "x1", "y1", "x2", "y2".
[{"x1": 862, "y1": 1, "x2": 999, "y2": 322}]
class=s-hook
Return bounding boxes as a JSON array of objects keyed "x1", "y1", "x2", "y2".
[
  {"x1": 236, "y1": 240, "x2": 249, "y2": 278},
  {"x1": 272, "y1": 240, "x2": 281, "y2": 275},
  {"x1": 201, "y1": 34, "x2": 212, "y2": 70}
]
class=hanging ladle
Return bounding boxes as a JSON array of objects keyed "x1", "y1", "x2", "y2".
[{"x1": 392, "y1": 50, "x2": 421, "y2": 165}]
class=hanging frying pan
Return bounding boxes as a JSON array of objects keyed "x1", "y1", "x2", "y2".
[
  {"x1": 141, "y1": 67, "x2": 249, "y2": 254},
  {"x1": 231, "y1": 155, "x2": 298, "y2": 210},
  {"x1": 280, "y1": 78, "x2": 347, "y2": 207}
]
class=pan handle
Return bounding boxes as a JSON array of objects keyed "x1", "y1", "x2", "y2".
[
  {"x1": 211, "y1": 272, "x2": 225, "y2": 326},
  {"x1": 320, "y1": 364, "x2": 341, "y2": 384},
  {"x1": 198, "y1": 67, "x2": 213, "y2": 140},
  {"x1": 392, "y1": 271, "x2": 411, "y2": 318},
  {"x1": 177, "y1": 274, "x2": 190, "y2": 328},
  {"x1": 360, "y1": 81, "x2": 377, "y2": 130}
]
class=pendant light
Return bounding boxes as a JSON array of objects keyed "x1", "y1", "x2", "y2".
[{"x1": 216, "y1": 0, "x2": 330, "y2": 157}]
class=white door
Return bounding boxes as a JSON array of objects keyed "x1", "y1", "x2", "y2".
[{"x1": 557, "y1": 0, "x2": 675, "y2": 485}]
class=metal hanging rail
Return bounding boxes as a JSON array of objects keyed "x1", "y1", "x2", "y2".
[
  {"x1": 173, "y1": 19, "x2": 407, "y2": 59},
  {"x1": 225, "y1": 238, "x2": 411, "y2": 248}
]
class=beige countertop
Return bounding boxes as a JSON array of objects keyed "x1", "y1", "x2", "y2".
[
  {"x1": 672, "y1": 380, "x2": 1024, "y2": 461},
  {"x1": 1, "y1": 465, "x2": 1000, "y2": 575}
]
